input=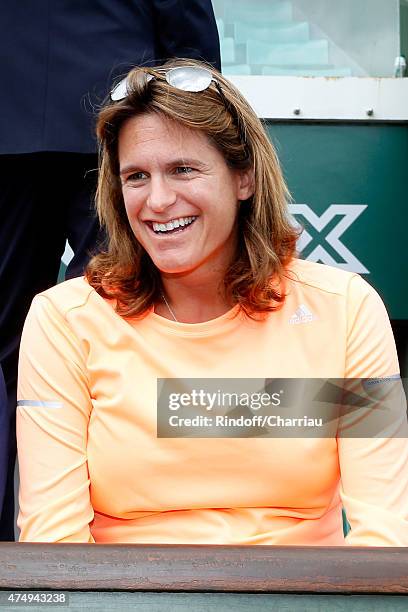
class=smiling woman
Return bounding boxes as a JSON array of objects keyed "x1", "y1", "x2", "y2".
[{"x1": 16, "y1": 59, "x2": 408, "y2": 546}]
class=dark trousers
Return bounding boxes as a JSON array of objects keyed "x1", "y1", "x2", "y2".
[
  {"x1": 0, "y1": 364, "x2": 8, "y2": 518},
  {"x1": 0, "y1": 152, "x2": 103, "y2": 540}
]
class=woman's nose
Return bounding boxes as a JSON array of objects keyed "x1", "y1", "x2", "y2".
[{"x1": 146, "y1": 174, "x2": 177, "y2": 212}]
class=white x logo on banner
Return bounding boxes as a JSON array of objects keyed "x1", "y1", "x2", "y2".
[{"x1": 289, "y1": 204, "x2": 369, "y2": 274}]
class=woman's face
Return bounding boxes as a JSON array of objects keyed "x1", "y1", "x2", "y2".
[{"x1": 118, "y1": 113, "x2": 253, "y2": 279}]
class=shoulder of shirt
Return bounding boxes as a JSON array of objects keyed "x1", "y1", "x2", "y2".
[
  {"x1": 286, "y1": 258, "x2": 370, "y2": 297},
  {"x1": 31, "y1": 263, "x2": 376, "y2": 315},
  {"x1": 33, "y1": 276, "x2": 97, "y2": 316}
]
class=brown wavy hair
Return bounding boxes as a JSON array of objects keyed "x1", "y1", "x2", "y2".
[{"x1": 86, "y1": 58, "x2": 299, "y2": 318}]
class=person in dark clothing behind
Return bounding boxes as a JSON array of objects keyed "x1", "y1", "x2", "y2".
[
  {"x1": 0, "y1": 365, "x2": 8, "y2": 520},
  {"x1": 0, "y1": 0, "x2": 221, "y2": 540}
]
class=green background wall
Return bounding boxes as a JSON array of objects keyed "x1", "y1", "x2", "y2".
[{"x1": 267, "y1": 122, "x2": 408, "y2": 320}]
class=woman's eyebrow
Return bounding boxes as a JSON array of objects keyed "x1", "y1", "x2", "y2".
[
  {"x1": 120, "y1": 158, "x2": 208, "y2": 175},
  {"x1": 169, "y1": 158, "x2": 207, "y2": 168},
  {"x1": 119, "y1": 164, "x2": 141, "y2": 176}
]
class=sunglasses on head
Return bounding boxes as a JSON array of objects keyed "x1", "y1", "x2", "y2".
[{"x1": 110, "y1": 65, "x2": 248, "y2": 151}]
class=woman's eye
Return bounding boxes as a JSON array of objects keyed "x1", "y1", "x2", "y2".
[
  {"x1": 175, "y1": 166, "x2": 194, "y2": 175},
  {"x1": 127, "y1": 171, "x2": 147, "y2": 182}
]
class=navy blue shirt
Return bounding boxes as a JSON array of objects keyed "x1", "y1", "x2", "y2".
[{"x1": 0, "y1": 0, "x2": 221, "y2": 154}]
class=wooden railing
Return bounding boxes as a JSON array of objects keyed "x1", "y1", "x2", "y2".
[{"x1": 0, "y1": 544, "x2": 408, "y2": 593}]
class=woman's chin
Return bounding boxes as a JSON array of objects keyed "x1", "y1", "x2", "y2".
[{"x1": 152, "y1": 258, "x2": 196, "y2": 276}]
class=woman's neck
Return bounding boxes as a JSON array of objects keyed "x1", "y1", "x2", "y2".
[{"x1": 157, "y1": 269, "x2": 234, "y2": 323}]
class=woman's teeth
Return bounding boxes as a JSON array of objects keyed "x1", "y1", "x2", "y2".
[{"x1": 152, "y1": 216, "x2": 197, "y2": 234}]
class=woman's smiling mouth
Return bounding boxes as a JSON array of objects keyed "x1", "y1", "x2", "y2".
[{"x1": 148, "y1": 215, "x2": 198, "y2": 235}]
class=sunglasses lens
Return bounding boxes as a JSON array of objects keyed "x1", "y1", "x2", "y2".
[
  {"x1": 110, "y1": 77, "x2": 129, "y2": 101},
  {"x1": 166, "y1": 66, "x2": 212, "y2": 92},
  {"x1": 111, "y1": 73, "x2": 155, "y2": 101}
]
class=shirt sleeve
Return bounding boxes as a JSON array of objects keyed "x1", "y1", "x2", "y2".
[
  {"x1": 338, "y1": 274, "x2": 408, "y2": 545},
  {"x1": 17, "y1": 295, "x2": 95, "y2": 543},
  {"x1": 152, "y1": 0, "x2": 221, "y2": 71}
]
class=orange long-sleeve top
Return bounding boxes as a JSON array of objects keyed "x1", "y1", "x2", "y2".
[{"x1": 17, "y1": 259, "x2": 408, "y2": 544}]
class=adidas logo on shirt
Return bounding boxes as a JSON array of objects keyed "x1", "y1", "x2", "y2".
[{"x1": 289, "y1": 304, "x2": 317, "y2": 325}]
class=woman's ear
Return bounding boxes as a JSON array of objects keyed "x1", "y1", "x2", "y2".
[{"x1": 237, "y1": 168, "x2": 255, "y2": 201}]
